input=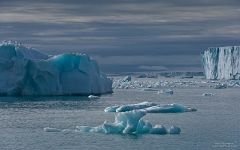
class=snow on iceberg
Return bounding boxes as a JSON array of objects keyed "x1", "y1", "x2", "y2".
[
  {"x1": 201, "y1": 46, "x2": 240, "y2": 80},
  {"x1": 88, "y1": 95, "x2": 100, "y2": 99},
  {"x1": 0, "y1": 41, "x2": 112, "y2": 96},
  {"x1": 104, "y1": 102, "x2": 197, "y2": 113},
  {"x1": 145, "y1": 104, "x2": 197, "y2": 113},
  {"x1": 76, "y1": 110, "x2": 179, "y2": 135},
  {"x1": 104, "y1": 101, "x2": 157, "y2": 112}
]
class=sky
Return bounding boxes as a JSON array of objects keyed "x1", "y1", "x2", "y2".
[{"x1": 0, "y1": 0, "x2": 240, "y2": 73}]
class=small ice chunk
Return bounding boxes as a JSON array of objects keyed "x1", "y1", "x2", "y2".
[
  {"x1": 88, "y1": 95, "x2": 99, "y2": 99},
  {"x1": 158, "y1": 89, "x2": 173, "y2": 95},
  {"x1": 150, "y1": 125, "x2": 167, "y2": 134},
  {"x1": 122, "y1": 76, "x2": 131, "y2": 82},
  {"x1": 168, "y1": 126, "x2": 181, "y2": 134},
  {"x1": 76, "y1": 126, "x2": 93, "y2": 132},
  {"x1": 214, "y1": 83, "x2": 227, "y2": 89},
  {"x1": 202, "y1": 93, "x2": 214, "y2": 96},
  {"x1": 43, "y1": 127, "x2": 62, "y2": 132}
]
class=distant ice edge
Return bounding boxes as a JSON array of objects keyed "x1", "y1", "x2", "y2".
[
  {"x1": 0, "y1": 41, "x2": 112, "y2": 96},
  {"x1": 201, "y1": 46, "x2": 240, "y2": 80}
]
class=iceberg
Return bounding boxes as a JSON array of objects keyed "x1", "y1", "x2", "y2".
[
  {"x1": 44, "y1": 102, "x2": 196, "y2": 135},
  {"x1": 88, "y1": 95, "x2": 100, "y2": 99},
  {"x1": 104, "y1": 102, "x2": 197, "y2": 113},
  {"x1": 168, "y1": 126, "x2": 181, "y2": 134},
  {"x1": 201, "y1": 46, "x2": 240, "y2": 79},
  {"x1": 0, "y1": 41, "x2": 112, "y2": 96},
  {"x1": 76, "y1": 110, "x2": 180, "y2": 135}
]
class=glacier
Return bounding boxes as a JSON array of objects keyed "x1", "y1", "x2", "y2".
[
  {"x1": 0, "y1": 41, "x2": 112, "y2": 96},
  {"x1": 201, "y1": 46, "x2": 240, "y2": 80}
]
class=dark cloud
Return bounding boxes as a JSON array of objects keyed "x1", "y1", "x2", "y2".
[{"x1": 0, "y1": 0, "x2": 240, "y2": 72}]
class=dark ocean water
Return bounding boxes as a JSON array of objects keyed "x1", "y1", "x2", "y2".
[{"x1": 0, "y1": 88, "x2": 239, "y2": 150}]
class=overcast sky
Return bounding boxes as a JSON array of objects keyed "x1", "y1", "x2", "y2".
[{"x1": 0, "y1": 0, "x2": 240, "y2": 73}]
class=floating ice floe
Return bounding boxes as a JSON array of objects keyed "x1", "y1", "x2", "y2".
[
  {"x1": 104, "y1": 102, "x2": 197, "y2": 113},
  {"x1": 75, "y1": 110, "x2": 180, "y2": 135},
  {"x1": 158, "y1": 89, "x2": 173, "y2": 95},
  {"x1": 0, "y1": 41, "x2": 112, "y2": 96},
  {"x1": 214, "y1": 83, "x2": 227, "y2": 89},
  {"x1": 202, "y1": 93, "x2": 214, "y2": 96},
  {"x1": 88, "y1": 95, "x2": 100, "y2": 99},
  {"x1": 145, "y1": 104, "x2": 197, "y2": 113},
  {"x1": 43, "y1": 127, "x2": 62, "y2": 132}
]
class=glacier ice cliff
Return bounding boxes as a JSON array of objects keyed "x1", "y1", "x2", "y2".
[
  {"x1": 202, "y1": 46, "x2": 240, "y2": 80},
  {"x1": 0, "y1": 41, "x2": 112, "y2": 96}
]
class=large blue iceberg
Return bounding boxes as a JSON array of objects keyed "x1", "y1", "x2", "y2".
[
  {"x1": 0, "y1": 41, "x2": 112, "y2": 96},
  {"x1": 201, "y1": 46, "x2": 240, "y2": 80}
]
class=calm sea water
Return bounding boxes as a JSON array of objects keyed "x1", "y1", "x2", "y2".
[{"x1": 0, "y1": 88, "x2": 239, "y2": 150}]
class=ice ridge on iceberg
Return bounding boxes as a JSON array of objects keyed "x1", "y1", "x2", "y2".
[
  {"x1": 0, "y1": 41, "x2": 112, "y2": 96},
  {"x1": 104, "y1": 102, "x2": 197, "y2": 113},
  {"x1": 201, "y1": 46, "x2": 240, "y2": 79}
]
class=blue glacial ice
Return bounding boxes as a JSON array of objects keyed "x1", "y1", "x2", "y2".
[
  {"x1": 75, "y1": 110, "x2": 180, "y2": 135},
  {"x1": 201, "y1": 46, "x2": 240, "y2": 79},
  {"x1": 0, "y1": 41, "x2": 112, "y2": 96},
  {"x1": 145, "y1": 104, "x2": 197, "y2": 113},
  {"x1": 44, "y1": 102, "x2": 196, "y2": 135},
  {"x1": 104, "y1": 102, "x2": 197, "y2": 113}
]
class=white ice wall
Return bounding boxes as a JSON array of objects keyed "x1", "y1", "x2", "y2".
[{"x1": 201, "y1": 46, "x2": 240, "y2": 79}]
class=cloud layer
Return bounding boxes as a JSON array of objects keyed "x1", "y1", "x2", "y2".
[{"x1": 0, "y1": 0, "x2": 240, "y2": 72}]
